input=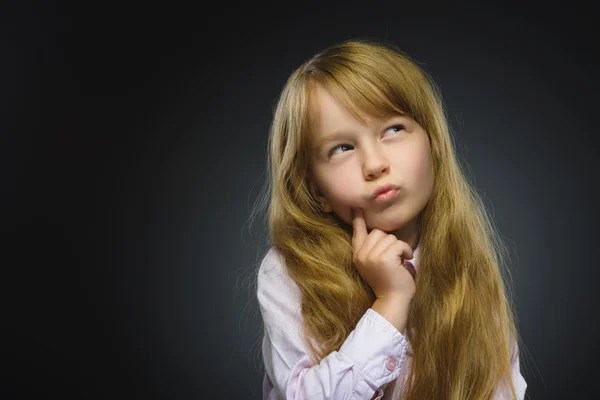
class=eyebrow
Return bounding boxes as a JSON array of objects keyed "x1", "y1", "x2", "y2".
[
  {"x1": 313, "y1": 116, "x2": 407, "y2": 152},
  {"x1": 313, "y1": 131, "x2": 353, "y2": 152}
]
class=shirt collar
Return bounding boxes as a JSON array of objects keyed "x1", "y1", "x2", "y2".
[{"x1": 408, "y1": 244, "x2": 420, "y2": 271}]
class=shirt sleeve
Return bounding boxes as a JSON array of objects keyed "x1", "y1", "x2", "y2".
[
  {"x1": 512, "y1": 354, "x2": 528, "y2": 400},
  {"x1": 491, "y1": 337, "x2": 528, "y2": 399},
  {"x1": 257, "y1": 247, "x2": 409, "y2": 400}
]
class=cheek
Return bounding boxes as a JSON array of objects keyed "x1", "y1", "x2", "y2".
[
  {"x1": 414, "y1": 149, "x2": 435, "y2": 198},
  {"x1": 397, "y1": 147, "x2": 434, "y2": 193},
  {"x1": 317, "y1": 168, "x2": 353, "y2": 197},
  {"x1": 420, "y1": 147, "x2": 434, "y2": 183},
  {"x1": 325, "y1": 179, "x2": 356, "y2": 203},
  {"x1": 415, "y1": 155, "x2": 433, "y2": 183}
]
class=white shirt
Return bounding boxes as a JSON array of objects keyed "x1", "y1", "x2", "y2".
[{"x1": 257, "y1": 246, "x2": 527, "y2": 399}]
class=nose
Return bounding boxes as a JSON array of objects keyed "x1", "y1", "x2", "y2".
[{"x1": 362, "y1": 146, "x2": 389, "y2": 180}]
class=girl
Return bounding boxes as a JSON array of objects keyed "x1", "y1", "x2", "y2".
[{"x1": 254, "y1": 39, "x2": 527, "y2": 399}]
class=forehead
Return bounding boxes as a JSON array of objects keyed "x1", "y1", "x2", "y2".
[
  {"x1": 307, "y1": 83, "x2": 407, "y2": 150},
  {"x1": 308, "y1": 85, "x2": 374, "y2": 139}
]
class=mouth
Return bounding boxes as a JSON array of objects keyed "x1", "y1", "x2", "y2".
[
  {"x1": 372, "y1": 183, "x2": 398, "y2": 200},
  {"x1": 373, "y1": 187, "x2": 398, "y2": 203}
]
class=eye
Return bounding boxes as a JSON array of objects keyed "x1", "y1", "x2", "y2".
[
  {"x1": 383, "y1": 124, "x2": 405, "y2": 136},
  {"x1": 329, "y1": 143, "x2": 354, "y2": 156}
]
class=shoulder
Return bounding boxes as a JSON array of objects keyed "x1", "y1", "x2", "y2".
[
  {"x1": 256, "y1": 246, "x2": 303, "y2": 330},
  {"x1": 258, "y1": 246, "x2": 286, "y2": 276},
  {"x1": 257, "y1": 246, "x2": 301, "y2": 300}
]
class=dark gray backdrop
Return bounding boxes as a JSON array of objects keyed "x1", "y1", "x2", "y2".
[{"x1": 5, "y1": 1, "x2": 599, "y2": 399}]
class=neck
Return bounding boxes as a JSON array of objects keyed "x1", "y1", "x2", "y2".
[{"x1": 391, "y1": 216, "x2": 421, "y2": 251}]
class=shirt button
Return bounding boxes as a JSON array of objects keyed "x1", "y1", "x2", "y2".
[{"x1": 385, "y1": 356, "x2": 397, "y2": 371}]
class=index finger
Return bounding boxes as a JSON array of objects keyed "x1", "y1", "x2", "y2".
[{"x1": 351, "y1": 207, "x2": 367, "y2": 251}]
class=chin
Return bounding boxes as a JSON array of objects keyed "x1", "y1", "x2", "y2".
[
  {"x1": 372, "y1": 222, "x2": 404, "y2": 233},
  {"x1": 366, "y1": 215, "x2": 406, "y2": 233}
]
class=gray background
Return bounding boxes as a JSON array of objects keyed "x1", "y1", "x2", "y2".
[{"x1": 4, "y1": 0, "x2": 598, "y2": 399}]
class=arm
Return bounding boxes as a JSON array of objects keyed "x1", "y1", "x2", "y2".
[{"x1": 257, "y1": 248, "x2": 410, "y2": 400}]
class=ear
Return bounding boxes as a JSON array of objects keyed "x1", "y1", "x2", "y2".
[
  {"x1": 308, "y1": 177, "x2": 333, "y2": 213},
  {"x1": 318, "y1": 197, "x2": 333, "y2": 213}
]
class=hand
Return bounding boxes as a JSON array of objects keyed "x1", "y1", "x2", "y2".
[{"x1": 351, "y1": 207, "x2": 416, "y2": 300}]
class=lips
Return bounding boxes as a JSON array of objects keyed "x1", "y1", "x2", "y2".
[{"x1": 372, "y1": 183, "x2": 398, "y2": 199}]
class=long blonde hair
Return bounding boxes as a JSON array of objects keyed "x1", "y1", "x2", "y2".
[{"x1": 254, "y1": 39, "x2": 523, "y2": 400}]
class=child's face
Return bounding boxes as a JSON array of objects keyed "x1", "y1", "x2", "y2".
[{"x1": 308, "y1": 84, "x2": 434, "y2": 245}]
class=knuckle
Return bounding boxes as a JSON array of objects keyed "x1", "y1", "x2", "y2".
[
  {"x1": 356, "y1": 256, "x2": 364, "y2": 265},
  {"x1": 366, "y1": 254, "x2": 377, "y2": 265}
]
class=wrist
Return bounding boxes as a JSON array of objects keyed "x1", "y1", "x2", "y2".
[
  {"x1": 371, "y1": 296, "x2": 412, "y2": 333},
  {"x1": 377, "y1": 292, "x2": 414, "y2": 303}
]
